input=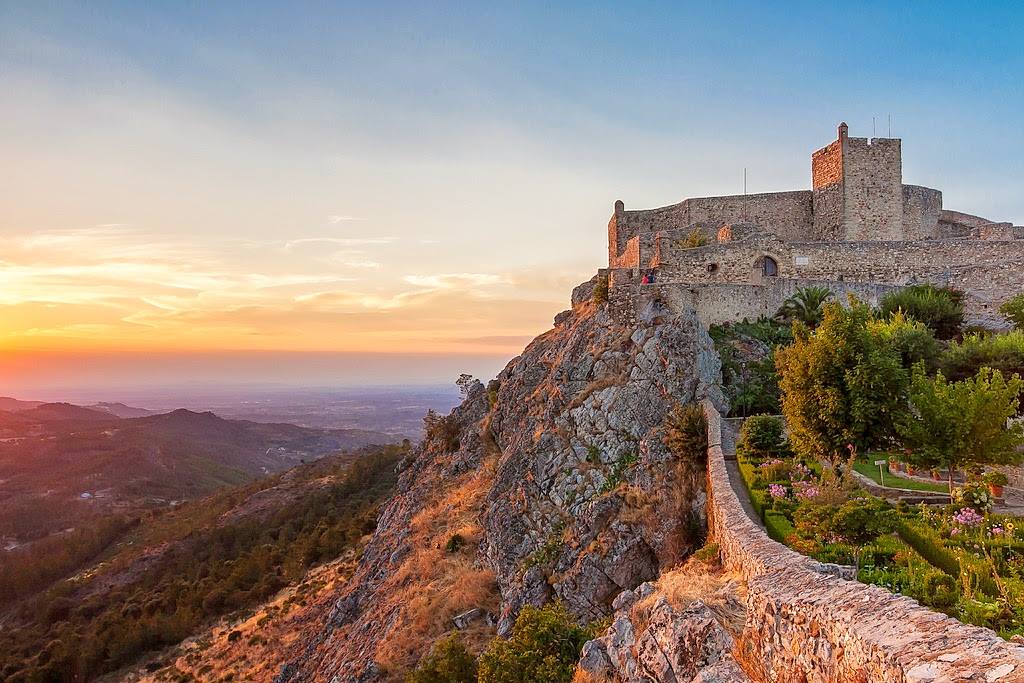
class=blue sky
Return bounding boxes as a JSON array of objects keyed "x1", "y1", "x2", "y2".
[{"x1": 1, "y1": 1, "x2": 1022, "y2": 391}]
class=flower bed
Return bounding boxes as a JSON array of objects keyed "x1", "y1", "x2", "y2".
[{"x1": 734, "y1": 417, "x2": 1024, "y2": 638}]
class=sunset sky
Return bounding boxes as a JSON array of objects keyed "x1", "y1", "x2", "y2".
[{"x1": 2, "y1": 1, "x2": 1022, "y2": 392}]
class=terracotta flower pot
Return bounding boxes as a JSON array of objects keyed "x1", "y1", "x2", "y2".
[{"x1": 989, "y1": 484, "x2": 1005, "y2": 498}]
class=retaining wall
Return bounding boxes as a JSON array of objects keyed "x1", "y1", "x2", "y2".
[{"x1": 702, "y1": 400, "x2": 1024, "y2": 682}]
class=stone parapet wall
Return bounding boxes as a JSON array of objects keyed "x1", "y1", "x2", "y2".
[
  {"x1": 641, "y1": 279, "x2": 895, "y2": 327},
  {"x1": 701, "y1": 400, "x2": 1024, "y2": 682},
  {"x1": 652, "y1": 236, "x2": 1024, "y2": 325},
  {"x1": 616, "y1": 191, "x2": 814, "y2": 245}
]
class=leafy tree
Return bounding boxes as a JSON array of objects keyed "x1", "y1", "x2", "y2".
[
  {"x1": 942, "y1": 331, "x2": 1024, "y2": 383},
  {"x1": 999, "y1": 293, "x2": 1024, "y2": 329},
  {"x1": 898, "y1": 365, "x2": 1024, "y2": 492},
  {"x1": 776, "y1": 286, "x2": 833, "y2": 328},
  {"x1": 406, "y1": 633, "x2": 478, "y2": 683},
  {"x1": 880, "y1": 284, "x2": 964, "y2": 340},
  {"x1": 477, "y1": 604, "x2": 593, "y2": 683},
  {"x1": 866, "y1": 310, "x2": 940, "y2": 370},
  {"x1": 775, "y1": 300, "x2": 909, "y2": 462}
]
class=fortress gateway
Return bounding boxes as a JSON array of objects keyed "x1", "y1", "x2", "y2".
[{"x1": 602, "y1": 123, "x2": 1023, "y2": 326}]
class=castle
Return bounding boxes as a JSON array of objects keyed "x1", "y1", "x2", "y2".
[{"x1": 603, "y1": 123, "x2": 1023, "y2": 326}]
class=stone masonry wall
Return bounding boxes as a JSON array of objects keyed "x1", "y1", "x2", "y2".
[
  {"x1": 702, "y1": 400, "x2": 1024, "y2": 682},
  {"x1": 638, "y1": 279, "x2": 895, "y2": 327},
  {"x1": 811, "y1": 137, "x2": 844, "y2": 240},
  {"x1": 841, "y1": 137, "x2": 904, "y2": 241},
  {"x1": 902, "y1": 184, "x2": 943, "y2": 241},
  {"x1": 616, "y1": 191, "x2": 815, "y2": 245},
  {"x1": 653, "y1": 235, "x2": 1024, "y2": 324}
]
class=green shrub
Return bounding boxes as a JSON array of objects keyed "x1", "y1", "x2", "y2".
[
  {"x1": 445, "y1": 534, "x2": 466, "y2": 554},
  {"x1": 663, "y1": 403, "x2": 708, "y2": 460},
  {"x1": 867, "y1": 311, "x2": 940, "y2": 370},
  {"x1": 764, "y1": 511, "x2": 794, "y2": 543},
  {"x1": 880, "y1": 284, "x2": 964, "y2": 340},
  {"x1": 897, "y1": 519, "x2": 959, "y2": 576},
  {"x1": 477, "y1": 604, "x2": 593, "y2": 683},
  {"x1": 691, "y1": 542, "x2": 720, "y2": 564},
  {"x1": 737, "y1": 415, "x2": 786, "y2": 460},
  {"x1": 407, "y1": 633, "x2": 478, "y2": 683},
  {"x1": 941, "y1": 331, "x2": 1024, "y2": 383},
  {"x1": 423, "y1": 410, "x2": 460, "y2": 453},
  {"x1": 680, "y1": 227, "x2": 710, "y2": 249},
  {"x1": 593, "y1": 275, "x2": 609, "y2": 305},
  {"x1": 999, "y1": 293, "x2": 1024, "y2": 329}
]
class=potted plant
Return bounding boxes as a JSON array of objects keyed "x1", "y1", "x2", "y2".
[
  {"x1": 905, "y1": 463, "x2": 916, "y2": 476},
  {"x1": 984, "y1": 471, "x2": 1009, "y2": 498},
  {"x1": 931, "y1": 469, "x2": 943, "y2": 481},
  {"x1": 888, "y1": 456, "x2": 901, "y2": 473}
]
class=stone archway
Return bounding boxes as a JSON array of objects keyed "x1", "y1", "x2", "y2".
[{"x1": 751, "y1": 255, "x2": 779, "y2": 283}]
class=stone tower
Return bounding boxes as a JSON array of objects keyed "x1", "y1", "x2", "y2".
[{"x1": 811, "y1": 122, "x2": 904, "y2": 241}]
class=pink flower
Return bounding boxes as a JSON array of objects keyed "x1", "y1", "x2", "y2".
[
  {"x1": 952, "y1": 508, "x2": 984, "y2": 528},
  {"x1": 767, "y1": 484, "x2": 788, "y2": 499}
]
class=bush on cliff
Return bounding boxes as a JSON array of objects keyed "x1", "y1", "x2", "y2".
[
  {"x1": 406, "y1": 633, "x2": 478, "y2": 683},
  {"x1": 776, "y1": 300, "x2": 909, "y2": 462},
  {"x1": 663, "y1": 403, "x2": 707, "y2": 460},
  {"x1": 477, "y1": 604, "x2": 593, "y2": 683},
  {"x1": 880, "y1": 284, "x2": 964, "y2": 340}
]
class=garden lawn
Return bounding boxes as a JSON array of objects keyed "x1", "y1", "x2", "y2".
[{"x1": 853, "y1": 459, "x2": 948, "y2": 493}]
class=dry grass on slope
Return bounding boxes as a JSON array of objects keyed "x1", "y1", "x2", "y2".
[
  {"x1": 374, "y1": 455, "x2": 501, "y2": 679},
  {"x1": 631, "y1": 552, "x2": 746, "y2": 637}
]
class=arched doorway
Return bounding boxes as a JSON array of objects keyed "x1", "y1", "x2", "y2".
[{"x1": 751, "y1": 255, "x2": 779, "y2": 284}]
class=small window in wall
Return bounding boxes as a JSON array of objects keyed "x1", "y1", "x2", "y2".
[
  {"x1": 762, "y1": 256, "x2": 779, "y2": 277},
  {"x1": 707, "y1": 263, "x2": 719, "y2": 274}
]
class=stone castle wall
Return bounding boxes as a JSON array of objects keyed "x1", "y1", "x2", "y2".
[
  {"x1": 902, "y1": 184, "x2": 943, "y2": 241},
  {"x1": 702, "y1": 400, "x2": 1024, "y2": 682},
  {"x1": 653, "y1": 236, "x2": 1024, "y2": 323},
  {"x1": 811, "y1": 137, "x2": 844, "y2": 240},
  {"x1": 614, "y1": 190, "x2": 814, "y2": 250},
  {"x1": 841, "y1": 137, "x2": 904, "y2": 241}
]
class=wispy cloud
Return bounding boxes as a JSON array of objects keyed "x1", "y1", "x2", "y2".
[
  {"x1": 327, "y1": 215, "x2": 362, "y2": 224},
  {"x1": 403, "y1": 273, "x2": 509, "y2": 289}
]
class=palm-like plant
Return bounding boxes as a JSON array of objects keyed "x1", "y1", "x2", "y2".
[{"x1": 776, "y1": 286, "x2": 833, "y2": 328}]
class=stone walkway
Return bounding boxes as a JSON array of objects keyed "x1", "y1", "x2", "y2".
[{"x1": 720, "y1": 418, "x2": 761, "y2": 526}]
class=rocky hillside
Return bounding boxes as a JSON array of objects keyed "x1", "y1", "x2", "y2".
[{"x1": 277, "y1": 289, "x2": 725, "y2": 681}]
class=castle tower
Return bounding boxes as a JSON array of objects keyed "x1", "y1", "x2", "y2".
[{"x1": 811, "y1": 122, "x2": 904, "y2": 241}]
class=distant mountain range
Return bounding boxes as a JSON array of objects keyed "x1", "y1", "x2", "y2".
[{"x1": 0, "y1": 398, "x2": 395, "y2": 544}]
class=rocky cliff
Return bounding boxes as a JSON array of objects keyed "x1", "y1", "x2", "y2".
[{"x1": 276, "y1": 291, "x2": 725, "y2": 681}]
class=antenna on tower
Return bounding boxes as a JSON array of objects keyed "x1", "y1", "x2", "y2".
[
  {"x1": 888, "y1": 114, "x2": 892, "y2": 138},
  {"x1": 873, "y1": 116, "x2": 876, "y2": 139}
]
